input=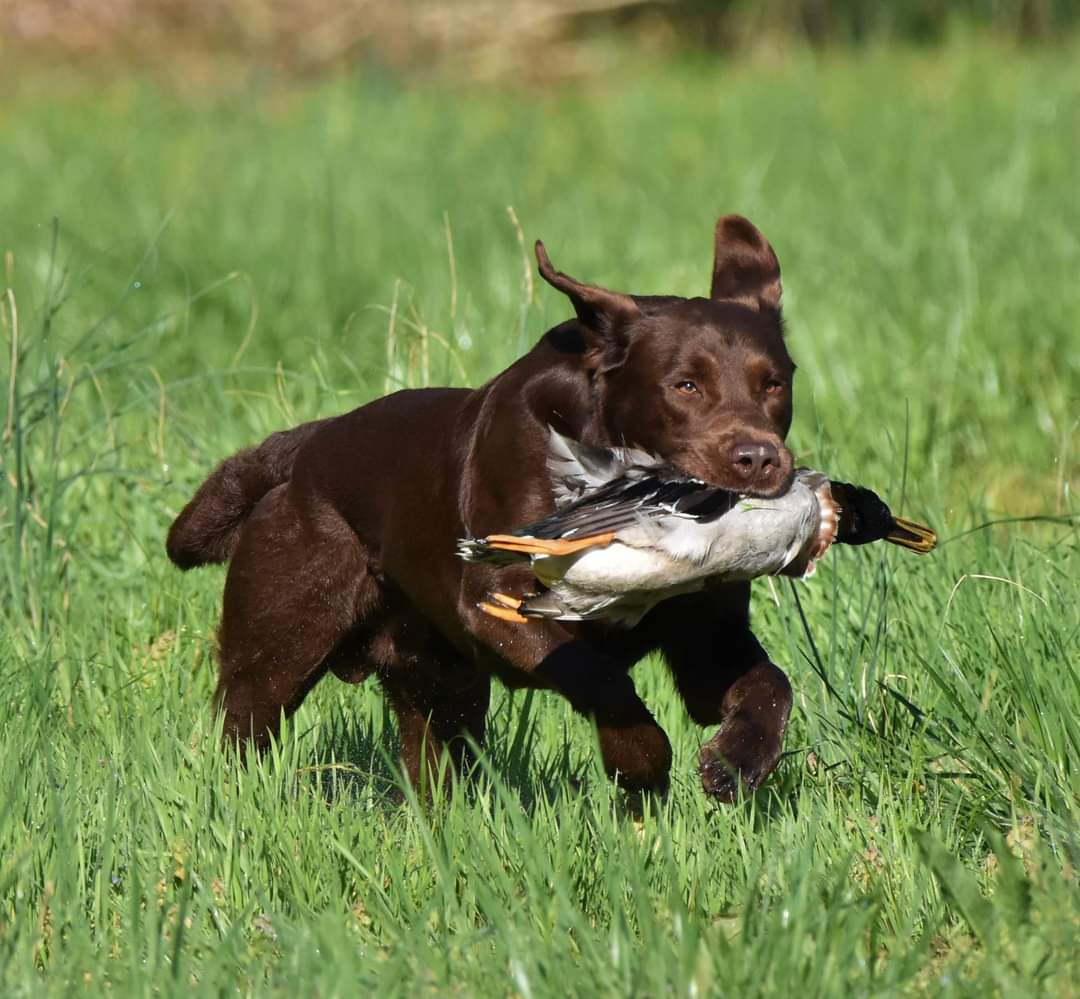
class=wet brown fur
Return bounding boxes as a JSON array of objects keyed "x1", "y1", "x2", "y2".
[{"x1": 167, "y1": 216, "x2": 798, "y2": 801}]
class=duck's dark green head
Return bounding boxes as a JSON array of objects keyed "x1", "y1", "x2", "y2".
[{"x1": 829, "y1": 481, "x2": 937, "y2": 554}]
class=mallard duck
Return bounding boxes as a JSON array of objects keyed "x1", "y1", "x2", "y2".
[{"x1": 457, "y1": 431, "x2": 936, "y2": 626}]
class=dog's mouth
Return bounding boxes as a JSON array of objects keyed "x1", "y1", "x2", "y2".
[
  {"x1": 734, "y1": 469, "x2": 796, "y2": 500},
  {"x1": 669, "y1": 449, "x2": 796, "y2": 499}
]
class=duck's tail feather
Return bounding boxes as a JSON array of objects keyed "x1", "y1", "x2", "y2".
[
  {"x1": 456, "y1": 537, "x2": 529, "y2": 566},
  {"x1": 886, "y1": 517, "x2": 938, "y2": 554}
]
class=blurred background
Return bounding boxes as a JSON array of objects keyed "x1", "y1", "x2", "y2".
[{"x1": 3, "y1": 1, "x2": 1077, "y2": 75}]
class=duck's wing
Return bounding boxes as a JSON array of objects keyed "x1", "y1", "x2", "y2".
[
  {"x1": 544, "y1": 427, "x2": 740, "y2": 529},
  {"x1": 457, "y1": 466, "x2": 738, "y2": 564},
  {"x1": 457, "y1": 432, "x2": 740, "y2": 564},
  {"x1": 518, "y1": 466, "x2": 740, "y2": 542},
  {"x1": 546, "y1": 429, "x2": 662, "y2": 506}
]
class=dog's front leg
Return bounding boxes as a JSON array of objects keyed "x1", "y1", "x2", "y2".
[
  {"x1": 674, "y1": 651, "x2": 793, "y2": 802},
  {"x1": 535, "y1": 642, "x2": 674, "y2": 793},
  {"x1": 466, "y1": 597, "x2": 673, "y2": 792},
  {"x1": 695, "y1": 660, "x2": 792, "y2": 802},
  {"x1": 653, "y1": 591, "x2": 792, "y2": 802}
]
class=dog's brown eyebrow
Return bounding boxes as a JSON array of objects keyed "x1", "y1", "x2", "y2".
[{"x1": 733, "y1": 350, "x2": 792, "y2": 382}]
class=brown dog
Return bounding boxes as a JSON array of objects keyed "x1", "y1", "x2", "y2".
[{"x1": 167, "y1": 216, "x2": 797, "y2": 801}]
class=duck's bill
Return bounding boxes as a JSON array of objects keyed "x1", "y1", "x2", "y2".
[{"x1": 886, "y1": 517, "x2": 938, "y2": 554}]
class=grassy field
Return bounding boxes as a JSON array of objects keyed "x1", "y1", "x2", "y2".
[{"x1": 2, "y1": 41, "x2": 1079, "y2": 996}]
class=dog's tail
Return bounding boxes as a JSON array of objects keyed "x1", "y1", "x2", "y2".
[{"x1": 166, "y1": 419, "x2": 329, "y2": 570}]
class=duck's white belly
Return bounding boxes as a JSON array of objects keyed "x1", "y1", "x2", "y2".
[
  {"x1": 534, "y1": 543, "x2": 702, "y2": 592},
  {"x1": 691, "y1": 500, "x2": 821, "y2": 578}
]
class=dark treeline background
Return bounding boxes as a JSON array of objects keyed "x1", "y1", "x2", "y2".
[{"x1": 2, "y1": 0, "x2": 1076, "y2": 79}]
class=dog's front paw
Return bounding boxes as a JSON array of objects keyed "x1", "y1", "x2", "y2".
[{"x1": 698, "y1": 723, "x2": 781, "y2": 803}]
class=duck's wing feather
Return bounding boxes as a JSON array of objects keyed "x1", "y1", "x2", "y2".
[
  {"x1": 547, "y1": 430, "x2": 663, "y2": 506},
  {"x1": 457, "y1": 431, "x2": 740, "y2": 563},
  {"x1": 517, "y1": 467, "x2": 740, "y2": 541}
]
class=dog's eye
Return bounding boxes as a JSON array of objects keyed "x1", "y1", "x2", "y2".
[{"x1": 675, "y1": 380, "x2": 698, "y2": 396}]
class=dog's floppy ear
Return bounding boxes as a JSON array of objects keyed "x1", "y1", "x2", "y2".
[
  {"x1": 536, "y1": 241, "x2": 640, "y2": 348},
  {"x1": 710, "y1": 215, "x2": 782, "y2": 312}
]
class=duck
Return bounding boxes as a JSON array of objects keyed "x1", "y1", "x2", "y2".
[{"x1": 457, "y1": 430, "x2": 936, "y2": 627}]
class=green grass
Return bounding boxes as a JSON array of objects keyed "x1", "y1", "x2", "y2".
[{"x1": 2, "y1": 41, "x2": 1079, "y2": 996}]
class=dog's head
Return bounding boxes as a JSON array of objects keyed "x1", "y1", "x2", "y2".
[{"x1": 537, "y1": 216, "x2": 795, "y2": 497}]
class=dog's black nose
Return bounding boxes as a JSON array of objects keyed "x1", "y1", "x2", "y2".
[{"x1": 731, "y1": 440, "x2": 781, "y2": 483}]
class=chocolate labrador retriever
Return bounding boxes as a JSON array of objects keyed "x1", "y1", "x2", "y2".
[{"x1": 167, "y1": 215, "x2": 796, "y2": 801}]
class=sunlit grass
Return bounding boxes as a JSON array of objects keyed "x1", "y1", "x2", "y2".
[{"x1": 1, "y1": 42, "x2": 1078, "y2": 996}]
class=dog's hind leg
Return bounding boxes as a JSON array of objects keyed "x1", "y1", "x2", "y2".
[
  {"x1": 215, "y1": 484, "x2": 370, "y2": 750},
  {"x1": 382, "y1": 669, "x2": 491, "y2": 795},
  {"x1": 371, "y1": 613, "x2": 491, "y2": 794}
]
